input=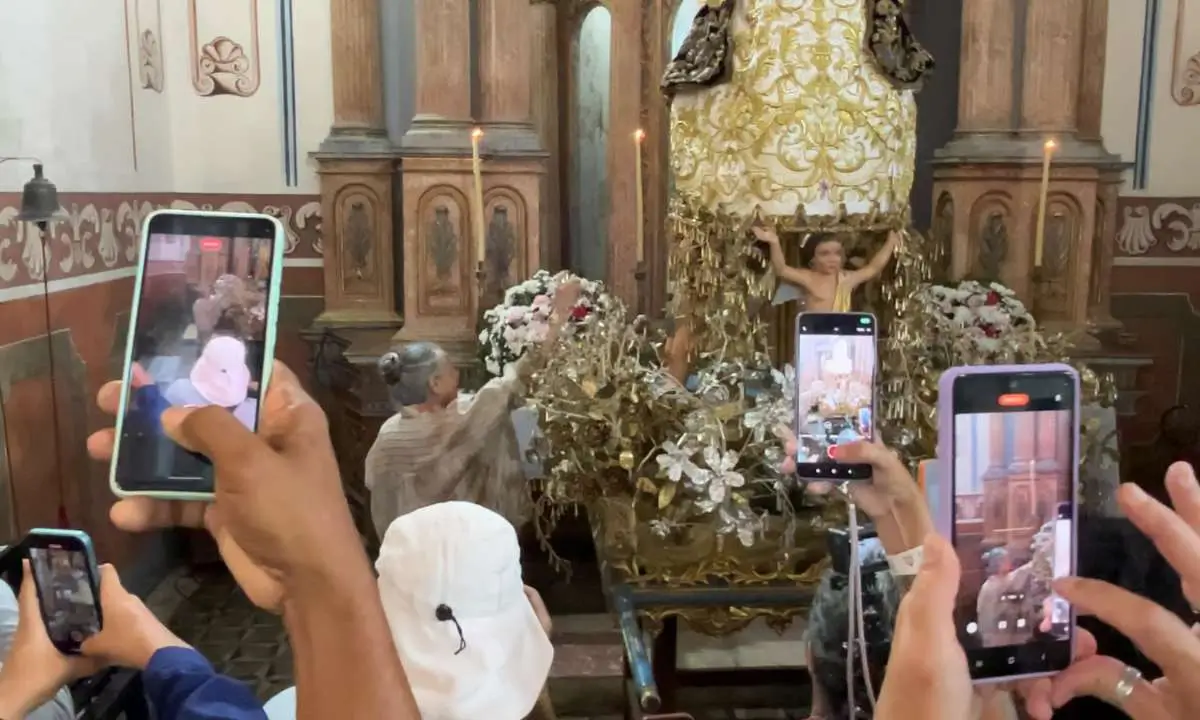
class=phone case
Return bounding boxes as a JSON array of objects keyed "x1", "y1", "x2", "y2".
[
  {"x1": 108, "y1": 209, "x2": 286, "y2": 501},
  {"x1": 935, "y1": 363, "x2": 1080, "y2": 684},
  {"x1": 26, "y1": 528, "x2": 100, "y2": 575}
]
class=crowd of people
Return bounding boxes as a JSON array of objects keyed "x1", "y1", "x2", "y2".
[{"x1": 0, "y1": 282, "x2": 1197, "y2": 720}]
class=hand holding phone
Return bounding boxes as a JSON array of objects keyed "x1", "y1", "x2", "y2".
[
  {"x1": 937, "y1": 364, "x2": 1079, "y2": 683},
  {"x1": 110, "y1": 210, "x2": 285, "y2": 499},
  {"x1": 25, "y1": 530, "x2": 102, "y2": 655},
  {"x1": 793, "y1": 312, "x2": 877, "y2": 481}
]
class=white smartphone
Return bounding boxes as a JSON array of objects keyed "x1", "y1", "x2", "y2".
[
  {"x1": 792, "y1": 312, "x2": 878, "y2": 481},
  {"x1": 109, "y1": 210, "x2": 285, "y2": 500}
]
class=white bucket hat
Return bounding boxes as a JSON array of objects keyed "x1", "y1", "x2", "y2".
[{"x1": 377, "y1": 501, "x2": 553, "y2": 720}]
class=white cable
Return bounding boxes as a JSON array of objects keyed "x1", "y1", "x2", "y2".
[{"x1": 845, "y1": 501, "x2": 877, "y2": 719}]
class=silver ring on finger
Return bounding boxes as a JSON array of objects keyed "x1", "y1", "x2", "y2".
[{"x1": 1113, "y1": 664, "x2": 1143, "y2": 704}]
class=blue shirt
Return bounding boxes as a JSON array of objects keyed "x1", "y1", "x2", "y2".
[{"x1": 144, "y1": 647, "x2": 266, "y2": 720}]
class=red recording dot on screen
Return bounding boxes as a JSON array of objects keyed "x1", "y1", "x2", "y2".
[
  {"x1": 828, "y1": 445, "x2": 838, "y2": 459},
  {"x1": 997, "y1": 393, "x2": 1030, "y2": 407},
  {"x1": 199, "y1": 237, "x2": 223, "y2": 252}
]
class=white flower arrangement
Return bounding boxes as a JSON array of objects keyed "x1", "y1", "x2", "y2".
[
  {"x1": 917, "y1": 280, "x2": 1035, "y2": 356},
  {"x1": 478, "y1": 270, "x2": 610, "y2": 377}
]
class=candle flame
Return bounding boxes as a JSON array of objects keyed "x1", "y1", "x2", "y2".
[
  {"x1": 472, "y1": 128, "x2": 484, "y2": 140},
  {"x1": 1044, "y1": 139, "x2": 1057, "y2": 151},
  {"x1": 634, "y1": 129, "x2": 646, "y2": 142}
]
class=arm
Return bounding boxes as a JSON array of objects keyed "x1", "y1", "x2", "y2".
[
  {"x1": 284, "y1": 561, "x2": 421, "y2": 720},
  {"x1": 875, "y1": 490, "x2": 935, "y2": 598},
  {"x1": 142, "y1": 647, "x2": 266, "y2": 720},
  {"x1": 752, "y1": 227, "x2": 811, "y2": 288},
  {"x1": 845, "y1": 229, "x2": 900, "y2": 285}
]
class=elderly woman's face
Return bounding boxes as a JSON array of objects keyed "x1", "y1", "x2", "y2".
[{"x1": 429, "y1": 358, "x2": 460, "y2": 407}]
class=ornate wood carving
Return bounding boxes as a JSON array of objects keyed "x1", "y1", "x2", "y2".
[
  {"x1": 1034, "y1": 194, "x2": 1081, "y2": 320},
  {"x1": 969, "y1": 192, "x2": 1012, "y2": 283},
  {"x1": 135, "y1": 0, "x2": 165, "y2": 92},
  {"x1": 335, "y1": 188, "x2": 380, "y2": 295},
  {"x1": 416, "y1": 185, "x2": 472, "y2": 317},
  {"x1": 483, "y1": 186, "x2": 529, "y2": 293}
]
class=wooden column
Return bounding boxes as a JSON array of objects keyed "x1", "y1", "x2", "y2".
[
  {"x1": 328, "y1": 0, "x2": 385, "y2": 135},
  {"x1": 529, "y1": 2, "x2": 562, "y2": 269},
  {"x1": 606, "y1": 0, "x2": 644, "y2": 306},
  {"x1": 403, "y1": 0, "x2": 472, "y2": 151},
  {"x1": 958, "y1": 0, "x2": 1017, "y2": 133},
  {"x1": 480, "y1": 0, "x2": 534, "y2": 123},
  {"x1": 313, "y1": 0, "x2": 400, "y2": 328},
  {"x1": 1019, "y1": 0, "x2": 1086, "y2": 132},
  {"x1": 932, "y1": 0, "x2": 1122, "y2": 345},
  {"x1": 394, "y1": 0, "x2": 545, "y2": 365}
]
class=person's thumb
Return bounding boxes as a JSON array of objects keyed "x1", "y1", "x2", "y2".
[
  {"x1": 162, "y1": 404, "x2": 261, "y2": 467},
  {"x1": 17, "y1": 559, "x2": 42, "y2": 620},
  {"x1": 96, "y1": 564, "x2": 126, "y2": 599},
  {"x1": 257, "y1": 361, "x2": 328, "y2": 449}
]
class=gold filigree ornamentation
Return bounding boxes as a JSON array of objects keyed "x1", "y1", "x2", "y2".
[
  {"x1": 639, "y1": 604, "x2": 811, "y2": 638},
  {"x1": 669, "y1": 0, "x2": 918, "y2": 222}
]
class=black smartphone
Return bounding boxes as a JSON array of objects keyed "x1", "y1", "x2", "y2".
[
  {"x1": 793, "y1": 312, "x2": 877, "y2": 480},
  {"x1": 26, "y1": 529, "x2": 102, "y2": 655}
]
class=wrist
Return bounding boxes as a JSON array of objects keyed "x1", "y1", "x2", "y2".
[
  {"x1": 0, "y1": 670, "x2": 36, "y2": 719},
  {"x1": 135, "y1": 630, "x2": 191, "y2": 669}
]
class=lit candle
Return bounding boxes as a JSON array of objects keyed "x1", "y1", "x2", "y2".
[
  {"x1": 634, "y1": 129, "x2": 646, "y2": 263},
  {"x1": 471, "y1": 128, "x2": 486, "y2": 263},
  {"x1": 1033, "y1": 139, "x2": 1057, "y2": 268}
]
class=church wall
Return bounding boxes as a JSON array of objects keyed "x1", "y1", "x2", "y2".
[
  {"x1": 1099, "y1": 0, "x2": 1200, "y2": 446},
  {"x1": 0, "y1": 0, "x2": 332, "y2": 587}
]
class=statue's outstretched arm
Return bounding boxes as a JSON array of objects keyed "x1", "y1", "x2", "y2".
[{"x1": 849, "y1": 230, "x2": 901, "y2": 284}]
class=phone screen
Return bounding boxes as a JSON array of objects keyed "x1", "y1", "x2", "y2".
[
  {"x1": 114, "y1": 213, "x2": 278, "y2": 494},
  {"x1": 28, "y1": 544, "x2": 100, "y2": 655},
  {"x1": 950, "y1": 370, "x2": 1076, "y2": 680},
  {"x1": 793, "y1": 312, "x2": 877, "y2": 480}
]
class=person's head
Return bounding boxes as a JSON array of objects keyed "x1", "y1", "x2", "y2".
[
  {"x1": 983, "y1": 547, "x2": 1010, "y2": 576},
  {"x1": 804, "y1": 234, "x2": 846, "y2": 274},
  {"x1": 378, "y1": 342, "x2": 459, "y2": 410},
  {"x1": 376, "y1": 502, "x2": 553, "y2": 720}
]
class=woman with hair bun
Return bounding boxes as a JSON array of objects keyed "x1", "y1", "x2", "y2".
[{"x1": 364, "y1": 282, "x2": 582, "y2": 538}]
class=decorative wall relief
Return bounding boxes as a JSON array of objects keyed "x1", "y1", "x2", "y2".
[
  {"x1": 135, "y1": 0, "x2": 165, "y2": 92},
  {"x1": 416, "y1": 186, "x2": 470, "y2": 316},
  {"x1": 187, "y1": 0, "x2": 262, "y2": 97},
  {"x1": 1116, "y1": 198, "x2": 1200, "y2": 256},
  {"x1": 0, "y1": 193, "x2": 322, "y2": 297},
  {"x1": 1171, "y1": 0, "x2": 1200, "y2": 106}
]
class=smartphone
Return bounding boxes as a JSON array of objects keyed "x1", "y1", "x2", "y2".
[
  {"x1": 25, "y1": 529, "x2": 102, "y2": 655},
  {"x1": 937, "y1": 364, "x2": 1079, "y2": 683},
  {"x1": 793, "y1": 312, "x2": 877, "y2": 480},
  {"x1": 109, "y1": 210, "x2": 285, "y2": 499}
]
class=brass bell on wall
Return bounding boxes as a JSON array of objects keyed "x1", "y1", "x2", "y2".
[{"x1": 17, "y1": 163, "x2": 65, "y2": 223}]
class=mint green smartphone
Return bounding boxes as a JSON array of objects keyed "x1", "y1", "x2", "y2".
[{"x1": 108, "y1": 209, "x2": 285, "y2": 500}]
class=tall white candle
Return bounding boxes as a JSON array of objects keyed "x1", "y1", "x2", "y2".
[
  {"x1": 471, "y1": 128, "x2": 486, "y2": 262},
  {"x1": 1034, "y1": 139, "x2": 1057, "y2": 268},
  {"x1": 634, "y1": 129, "x2": 646, "y2": 263}
]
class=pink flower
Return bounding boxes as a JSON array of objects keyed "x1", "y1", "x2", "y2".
[
  {"x1": 532, "y1": 294, "x2": 550, "y2": 307},
  {"x1": 506, "y1": 306, "x2": 526, "y2": 324}
]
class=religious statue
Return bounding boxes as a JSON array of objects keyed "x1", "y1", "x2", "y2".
[
  {"x1": 754, "y1": 227, "x2": 899, "y2": 312},
  {"x1": 665, "y1": 0, "x2": 932, "y2": 224}
]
